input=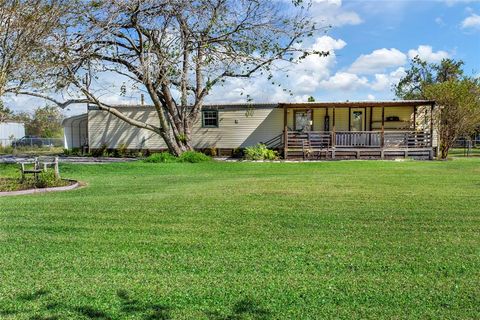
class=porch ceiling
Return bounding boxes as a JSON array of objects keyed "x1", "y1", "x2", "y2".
[{"x1": 279, "y1": 100, "x2": 435, "y2": 108}]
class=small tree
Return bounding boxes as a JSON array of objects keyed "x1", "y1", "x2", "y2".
[
  {"x1": 0, "y1": 101, "x2": 14, "y2": 122},
  {"x1": 27, "y1": 106, "x2": 64, "y2": 138},
  {"x1": 424, "y1": 79, "x2": 480, "y2": 159},
  {"x1": 395, "y1": 56, "x2": 464, "y2": 100}
]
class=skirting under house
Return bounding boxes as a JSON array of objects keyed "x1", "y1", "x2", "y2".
[{"x1": 63, "y1": 100, "x2": 437, "y2": 160}]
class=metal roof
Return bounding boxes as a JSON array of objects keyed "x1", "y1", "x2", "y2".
[
  {"x1": 279, "y1": 100, "x2": 435, "y2": 108},
  {"x1": 62, "y1": 113, "x2": 87, "y2": 126},
  {"x1": 85, "y1": 100, "x2": 435, "y2": 111}
]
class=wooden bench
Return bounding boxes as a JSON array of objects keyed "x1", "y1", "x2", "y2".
[{"x1": 20, "y1": 156, "x2": 60, "y2": 181}]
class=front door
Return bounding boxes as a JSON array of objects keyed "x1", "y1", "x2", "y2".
[
  {"x1": 350, "y1": 108, "x2": 364, "y2": 131},
  {"x1": 294, "y1": 110, "x2": 312, "y2": 131}
]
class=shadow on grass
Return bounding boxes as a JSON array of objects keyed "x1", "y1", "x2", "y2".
[
  {"x1": 116, "y1": 289, "x2": 171, "y2": 320},
  {"x1": 0, "y1": 288, "x2": 172, "y2": 320},
  {"x1": 18, "y1": 289, "x2": 50, "y2": 302},
  {"x1": 3, "y1": 289, "x2": 270, "y2": 320},
  {"x1": 206, "y1": 297, "x2": 271, "y2": 320},
  {"x1": 74, "y1": 306, "x2": 112, "y2": 319}
]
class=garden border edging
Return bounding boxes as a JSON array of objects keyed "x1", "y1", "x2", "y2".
[{"x1": 0, "y1": 179, "x2": 80, "y2": 197}]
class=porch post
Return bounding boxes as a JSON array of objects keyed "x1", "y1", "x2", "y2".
[
  {"x1": 369, "y1": 106, "x2": 373, "y2": 130},
  {"x1": 348, "y1": 107, "x2": 351, "y2": 131},
  {"x1": 283, "y1": 104, "x2": 288, "y2": 159},
  {"x1": 332, "y1": 107, "x2": 336, "y2": 147},
  {"x1": 430, "y1": 103, "x2": 434, "y2": 148},
  {"x1": 381, "y1": 106, "x2": 385, "y2": 158},
  {"x1": 413, "y1": 106, "x2": 417, "y2": 131}
]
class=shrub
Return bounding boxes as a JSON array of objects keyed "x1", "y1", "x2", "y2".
[
  {"x1": 0, "y1": 145, "x2": 14, "y2": 154},
  {"x1": 244, "y1": 144, "x2": 278, "y2": 160},
  {"x1": 203, "y1": 147, "x2": 217, "y2": 157},
  {"x1": 232, "y1": 148, "x2": 244, "y2": 158},
  {"x1": 143, "y1": 152, "x2": 176, "y2": 163},
  {"x1": 91, "y1": 144, "x2": 108, "y2": 157},
  {"x1": 143, "y1": 151, "x2": 211, "y2": 163},
  {"x1": 177, "y1": 151, "x2": 211, "y2": 163},
  {"x1": 36, "y1": 170, "x2": 61, "y2": 188},
  {"x1": 118, "y1": 144, "x2": 128, "y2": 157}
]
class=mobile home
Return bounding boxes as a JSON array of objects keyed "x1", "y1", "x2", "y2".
[{"x1": 63, "y1": 100, "x2": 437, "y2": 159}]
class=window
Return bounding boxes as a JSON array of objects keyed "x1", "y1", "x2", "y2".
[{"x1": 202, "y1": 110, "x2": 218, "y2": 128}]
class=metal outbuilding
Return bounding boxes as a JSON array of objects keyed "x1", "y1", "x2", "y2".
[{"x1": 62, "y1": 113, "x2": 88, "y2": 150}]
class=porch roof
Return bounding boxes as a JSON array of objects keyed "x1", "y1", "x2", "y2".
[{"x1": 279, "y1": 100, "x2": 435, "y2": 108}]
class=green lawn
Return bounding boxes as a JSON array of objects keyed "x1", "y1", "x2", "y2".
[{"x1": 1, "y1": 159, "x2": 479, "y2": 319}]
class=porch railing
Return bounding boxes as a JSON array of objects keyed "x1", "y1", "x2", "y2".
[
  {"x1": 335, "y1": 131, "x2": 381, "y2": 147},
  {"x1": 286, "y1": 131, "x2": 431, "y2": 149},
  {"x1": 384, "y1": 131, "x2": 431, "y2": 148}
]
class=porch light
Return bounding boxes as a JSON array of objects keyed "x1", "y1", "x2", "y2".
[{"x1": 309, "y1": 120, "x2": 313, "y2": 126}]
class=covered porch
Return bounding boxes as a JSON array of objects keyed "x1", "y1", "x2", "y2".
[{"x1": 279, "y1": 100, "x2": 436, "y2": 160}]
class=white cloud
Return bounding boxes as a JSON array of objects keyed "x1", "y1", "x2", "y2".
[
  {"x1": 208, "y1": 35, "x2": 349, "y2": 101},
  {"x1": 348, "y1": 48, "x2": 407, "y2": 74},
  {"x1": 319, "y1": 72, "x2": 368, "y2": 91},
  {"x1": 335, "y1": 12, "x2": 363, "y2": 26},
  {"x1": 435, "y1": 17, "x2": 445, "y2": 26},
  {"x1": 369, "y1": 67, "x2": 406, "y2": 92},
  {"x1": 443, "y1": 0, "x2": 480, "y2": 7},
  {"x1": 311, "y1": 35, "x2": 347, "y2": 52},
  {"x1": 313, "y1": 0, "x2": 342, "y2": 6},
  {"x1": 367, "y1": 94, "x2": 376, "y2": 100},
  {"x1": 407, "y1": 45, "x2": 450, "y2": 62},
  {"x1": 461, "y1": 13, "x2": 480, "y2": 29},
  {"x1": 310, "y1": 0, "x2": 363, "y2": 27},
  {"x1": 286, "y1": 36, "x2": 347, "y2": 94}
]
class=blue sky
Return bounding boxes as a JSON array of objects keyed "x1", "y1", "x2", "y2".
[
  {"x1": 3, "y1": 0, "x2": 480, "y2": 116},
  {"x1": 334, "y1": 0, "x2": 479, "y2": 73},
  {"x1": 206, "y1": 0, "x2": 480, "y2": 104}
]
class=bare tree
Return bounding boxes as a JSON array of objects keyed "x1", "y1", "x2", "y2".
[
  {"x1": 0, "y1": 0, "x2": 66, "y2": 96},
  {"x1": 22, "y1": 0, "x2": 327, "y2": 155}
]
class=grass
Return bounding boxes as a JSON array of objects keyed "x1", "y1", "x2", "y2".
[
  {"x1": 0, "y1": 146, "x2": 64, "y2": 156},
  {"x1": 0, "y1": 159, "x2": 479, "y2": 319}
]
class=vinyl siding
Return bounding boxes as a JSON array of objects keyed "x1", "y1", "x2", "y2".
[
  {"x1": 88, "y1": 106, "x2": 283, "y2": 149},
  {"x1": 86, "y1": 104, "x2": 435, "y2": 150}
]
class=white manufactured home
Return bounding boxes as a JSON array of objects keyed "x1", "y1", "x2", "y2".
[
  {"x1": 0, "y1": 121, "x2": 25, "y2": 147},
  {"x1": 63, "y1": 100, "x2": 437, "y2": 159}
]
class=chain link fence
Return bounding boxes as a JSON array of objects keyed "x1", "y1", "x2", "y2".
[
  {"x1": 454, "y1": 138, "x2": 480, "y2": 148},
  {"x1": 0, "y1": 138, "x2": 64, "y2": 149}
]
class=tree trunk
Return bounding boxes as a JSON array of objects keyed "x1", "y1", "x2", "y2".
[
  {"x1": 161, "y1": 130, "x2": 193, "y2": 156},
  {"x1": 440, "y1": 142, "x2": 450, "y2": 160}
]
